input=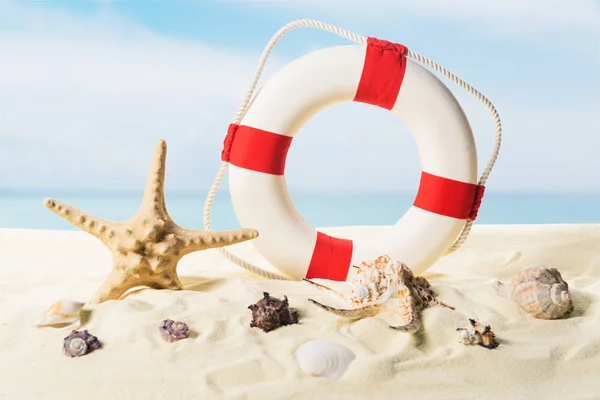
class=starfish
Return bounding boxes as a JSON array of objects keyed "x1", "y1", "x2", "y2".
[{"x1": 44, "y1": 139, "x2": 259, "y2": 304}]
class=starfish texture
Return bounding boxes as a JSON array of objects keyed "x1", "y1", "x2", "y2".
[{"x1": 44, "y1": 139, "x2": 259, "y2": 304}]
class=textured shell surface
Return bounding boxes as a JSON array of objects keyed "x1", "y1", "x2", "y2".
[
  {"x1": 63, "y1": 330, "x2": 101, "y2": 357},
  {"x1": 350, "y1": 255, "x2": 404, "y2": 306},
  {"x1": 294, "y1": 340, "x2": 355, "y2": 380},
  {"x1": 35, "y1": 299, "x2": 84, "y2": 329},
  {"x1": 351, "y1": 284, "x2": 369, "y2": 301},
  {"x1": 496, "y1": 265, "x2": 574, "y2": 320},
  {"x1": 248, "y1": 292, "x2": 300, "y2": 332},
  {"x1": 159, "y1": 319, "x2": 190, "y2": 343},
  {"x1": 66, "y1": 337, "x2": 88, "y2": 357},
  {"x1": 305, "y1": 255, "x2": 455, "y2": 333},
  {"x1": 457, "y1": 319, "x2": 499, "y2": 349}
]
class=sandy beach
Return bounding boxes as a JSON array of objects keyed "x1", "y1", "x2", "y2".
[{"x1": 1, "y1": 224, "x2": 599, "y2": 399}]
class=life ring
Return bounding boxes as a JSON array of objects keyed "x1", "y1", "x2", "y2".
[{"x1": 220, "y1": 37, "x2": 486, "y2": 281}]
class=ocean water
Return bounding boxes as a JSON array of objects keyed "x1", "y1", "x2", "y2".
[{"x1": 0, "y1": 190, "x2": 598, "y2": 231}]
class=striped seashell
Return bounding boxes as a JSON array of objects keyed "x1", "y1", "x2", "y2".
[
  {"x1": 494, "y1": 265, "x2": 574, "y2": 320},
  {"x1": 294, "y1": 340, "x2": 355, "y2": 380}
]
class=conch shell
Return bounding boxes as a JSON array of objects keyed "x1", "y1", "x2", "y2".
[
  {"x1": 35, "y1": 299, "x2": 84, "y2": 329},
  {"x1": 294, "y1": 340, "x2": 355, "y2": 380},
  {"x1": 494, "y1": 265, "x2": 574, "y2": 320}
]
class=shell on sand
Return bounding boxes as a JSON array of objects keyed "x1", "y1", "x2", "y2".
[
  {"x1": 248, "y1": 292, "x2": 299, "y2": 333},
  {"x1": 63, "y1": 330, "x2": 101, "y2": 357},
  {"x1": 294, "y1": 340, "x2": 355, "y2": 380},
  {"x1": 457, "y1": 319, "x2": 499, "y2": 349},
  {"x1": 305, "y1": 255, "x2": 454, "y2": 333},
  {"x1": 494, "y1": 265, "x2": 574, "y2": 320},
  {"x1": 159, "y1": 319, "x2": 190, "y2": 343},
  {"x1": 34, "y1": 299, "x2": 84, "y2": 329}
]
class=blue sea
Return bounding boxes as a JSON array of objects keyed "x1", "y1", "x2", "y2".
[{"x1": 0, "y1": 190, "x2": 598, "y2": 231}]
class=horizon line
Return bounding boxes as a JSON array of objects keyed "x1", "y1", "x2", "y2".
[{"x1": 1, "y1": 188, "x2": 599, "y2": 196}]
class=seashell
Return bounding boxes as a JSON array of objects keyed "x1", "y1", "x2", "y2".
[
  {"x1": 305, "y1": 255, "x2": 454, "y2": 333},
  {"x1": 159, "y1": 319, "x2": 190, "y2": 343},
  {"x1": 457, "y1": 319, "x2": 499, "y2": 349},
  {"x1": 351, "y1": 284, "x2": 369, "y2": 300},
  {"x1": 63, "y1": 330, "x2": 101, "y2": 357},
  {"x1": 248, "y1": 292, "x2": 299, "y2": 332},
  {"x1": 494, "y1": 265, "x2": 574, "y2": 320},
  {"x1": 35, "y1": 299, "x2": 84, "y2": 329},
  {"x1": 294, "y1": 340, "x2": 355, "y2": 380}
]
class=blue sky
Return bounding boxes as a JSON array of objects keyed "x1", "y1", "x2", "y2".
[{"x1": 0, "y1": 0, "x2": 598, "y2": 193}]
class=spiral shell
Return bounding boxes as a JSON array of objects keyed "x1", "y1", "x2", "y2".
[
  {"x1": 494, "y1": 265, "x2": 574, "y2": 320},
  {"x1": 294, "y1": 340, "x2": 355, "y2": 380},
  {"x1": 63, "y1": 330, "x2": 101, "y2": 357},
  {"x1": 35, "y1": 299, "x2": 84, "y2": 329},
  {"x1": 159, "y1": 319, "x2": 190, "y2": 343}
]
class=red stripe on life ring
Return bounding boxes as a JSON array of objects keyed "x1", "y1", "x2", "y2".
[
  {"x1": 306, "y1": 232, "x2": 353, "y2": 281},
  {"x1": 222, "y1": 124, "x2": 293, "y2": 175},
  {"x1": 413, "y1": 171, "x2": 484, "y2": 220},
  {"x1": 353, "y1": 37, "x2": 408, "y2": 110}
]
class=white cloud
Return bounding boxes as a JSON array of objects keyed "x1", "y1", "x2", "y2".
[
  {"x1": 0, "y1": 1, "x2": 286, "y2": 192},
  {"x1": 0, "y1": 0, "x2": 598, "y2": 194}
]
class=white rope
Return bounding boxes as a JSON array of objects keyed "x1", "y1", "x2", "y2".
[{"x1": 203, "y1": 19, "x2": 502, "y2": 280}]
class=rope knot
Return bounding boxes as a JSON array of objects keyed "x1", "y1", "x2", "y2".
[
  {"x1": 367, "y1": 37, "x2": 408, "y2": 56},
  {"x1": 468, "y1": 185, "x2": 486, "y2": 221},
  {"x1": 221, "y1": 123, "x2": 239, "y2": 162}
]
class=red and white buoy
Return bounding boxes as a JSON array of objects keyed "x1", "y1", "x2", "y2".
[{"x1": 205, "y1": 21, "x2": 501, "y2": 282}]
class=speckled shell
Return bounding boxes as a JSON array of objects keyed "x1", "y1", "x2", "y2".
[
  {"x1": 457, "y1": 319, "x2": 499, "y2": 349},
  {"x1": 305, "y1": 255, "x2": 455, "y2": 333},
  {"x1": 495, "y1": 265, "x2": 574, "y2": 320}
]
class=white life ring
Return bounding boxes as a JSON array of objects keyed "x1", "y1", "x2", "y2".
[{"x1": 221, "y1": 38, "x2": 484, "y2": 281}]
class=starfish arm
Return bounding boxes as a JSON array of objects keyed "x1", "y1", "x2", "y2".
[
  {"x1": 89, "y1": 270, "x2": 135, "y2": 304},
  {"x1": 140, "y1": 139, "x2": 167, "y2": 214},
  {"x1": 153, "y1": 276, "x2": 183, "y2": 290},
  {"x1": 44, "y1": 198, "x2": 116, "y2": 241},
  {"x1": 178, "y1": 227, "x2": 259, "y2": 255},
  {"x1": 308, "y1": 299, "x2": 383, "y2": 319}
]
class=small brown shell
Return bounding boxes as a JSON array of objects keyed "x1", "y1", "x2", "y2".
[
  {"x1": 63, "y1": 330, "x2": 101, "y2": 357},
  {"x1": 159, "y1": 319, "x2": 189, "y2": 343},
  {"x1": 457, "y1": 319, "x2": 499, "y2": 349},
  {"x1": 248, "y1": 292, "x2": 299, "y2": 332},
  {"x1": 495, "y1": 265, "x2": 574, "y2": 319}
]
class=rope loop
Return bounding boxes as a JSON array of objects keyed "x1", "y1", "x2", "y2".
[{"x1": 203, "y1": 19, "x2": 502, "y2": 279}]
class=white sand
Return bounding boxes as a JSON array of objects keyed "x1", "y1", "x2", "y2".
[{"x1": 1, "y1": 224, "x2": 599, "y2": 399}]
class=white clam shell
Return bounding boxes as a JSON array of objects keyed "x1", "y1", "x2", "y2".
[
  {"x1": 34, "y1": 299, "x2": 84, "y2": 329},
  {"x1": 294, "y1": 340, "x2": 355, "y2": 380},
  {"x1": 494, "y1": 265, "x2": 573, "y2": 320}
]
